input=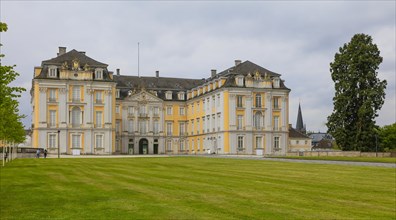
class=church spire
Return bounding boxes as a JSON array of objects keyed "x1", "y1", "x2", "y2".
[{"x1": 296, "y1": 103, "x2": 305, "y2": 133}]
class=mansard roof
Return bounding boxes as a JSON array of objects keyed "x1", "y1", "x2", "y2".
[
  {"x1": 217, "y1": 60, "x2": 281, "y2": 78},
  {"x1": 36, "y1": 49, "x2": 112, "y2": 80},
  {"x1": 42, "y1": 49, "x2": 108, "y2": 68},
  {"x1": 114, "y1": 75, "x2": 204, "y2": 100}
]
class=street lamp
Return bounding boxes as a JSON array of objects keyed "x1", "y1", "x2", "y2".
[{"x1": 57, "y1": 130, "x2": 60, "y2": 158}]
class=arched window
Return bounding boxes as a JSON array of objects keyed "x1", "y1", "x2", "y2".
[
  {"x1": 254, "y1": 112, "x2": 262, "y2": 129},
  {"x1": 71, "y1": 107, "x2": 81, "y2": 127}
]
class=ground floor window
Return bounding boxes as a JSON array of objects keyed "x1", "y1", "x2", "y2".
[
  {"x1": 48, "y1": 133, "x2": 57, "y2": 148},
  {"x1": 166, "y1": 139, "x2": 172, "y2": 152},
  {"x1": 274, "y1": 136, "x2": 280, "y2": 149},
  {"x1": 95, "y1": 134, "x2": 103, "y2": 148},
  {"x1": 72, "y1": 134, "x2": 81, "y2": 148},
  {"x1": 237, "y1": 136, "x2": 244, "y2": 150},
  {"x1": 256, "y1": 136, "x2": 262, "y2": 149},
  {"x1": 180, "y1": 140, "x2": 185, "y2": 152}
]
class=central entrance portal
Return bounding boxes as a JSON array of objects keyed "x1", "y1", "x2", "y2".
[{"x1": 139, "y1": 138, "x2": 149, "y2": 154}]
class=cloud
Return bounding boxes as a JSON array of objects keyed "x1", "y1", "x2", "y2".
[{"x1": 1, "y1": 1, "x2": 395, "y2": 131}]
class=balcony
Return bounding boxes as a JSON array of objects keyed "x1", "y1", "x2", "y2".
[
  {"x1": 95, "y1": 99, "x2": 103, "y2": 104},
  {"x1": 48, "y1": 98, "x2": 57, "y2": 103},
  {"x1": 48, "y1": 123, "x2": 57, "y2": 128}
]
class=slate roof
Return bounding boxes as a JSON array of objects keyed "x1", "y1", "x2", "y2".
[
  {"x1": 218, "y1": 60, "x2": 289, "y2": 90},
  {"x1": 114, "y1": 75, "x2": 205, "y2": 100},
  {"x1": 217, "y1": 60, "x2": 280, "y2": 77},
  {"x1": 35, "y1": 49, "x2": 112, "y2": 80},
  {"x1": 42, "y1": 49, "x2": 108, "y2": 67},
  {"x1": 309, "y1": 133, "x2": 333, "y2": 143},
  {"x1": 289, "y1": 127, "x2": 311, "y2": 139}
]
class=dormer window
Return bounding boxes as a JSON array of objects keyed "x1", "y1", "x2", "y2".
[
  {"x1": 48, "y1": 66, "x2": 57, "y2": 78},
  {"x1": 95, "y1": 68, "x2": 103, "y2": 80},
  {"x1": 178, "y1": 92, "x2": 185, "y2": 100},
  {"x1": 236, "y1": 76, "x2": 244, "y2": 87},
  {"x1": 273, "y1": 77, "x2": 280, "y2": 88},
  {"x1": 116, "y1": 89, "x2": 120, "y2": 98},
  {"x1": 165, "y1": 91, "x2": 172, "y2": 100}
]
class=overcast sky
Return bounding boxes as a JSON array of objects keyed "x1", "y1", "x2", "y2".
[{"x1": 1, "y1": 1, "x2": 395, "y2": 132}]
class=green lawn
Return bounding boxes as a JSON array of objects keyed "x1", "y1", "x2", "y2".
[
  {"x1": 1, "y1": 157, "x2": 395, "y2": 219},
  {"x1": 271, "y1": 156, "x2": 396, "y2": 163}
]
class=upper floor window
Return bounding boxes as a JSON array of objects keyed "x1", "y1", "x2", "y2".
[
  {"x1": 237, "y1": 95, "x2": 243, "y2": 108},
  {"x1": 273, "y1": 97, "x2": 279, "y2": 109},
  {"x1": 166, "y1": 106, "x2": 173, "y2": 115},
  {"x1": 255, "y1": 94, "x2": 262, "y2": 108},
  {"x1": 48, "y1": 66, "x2": 57, "y2": 78},
  {"x1": 48, "y1": 89, "x2": 56, "y2": 102},
  {"x1": 153, "y1": 107, "x2": 159, "y2": 116},
  {"x1": 237, "y1": 115, "x2": 243, "y2": 130},
  {"x1": 95, "y1": 69, "x2": 103, "y2": 80},
  {"x1": 179, "y1": 107, "x2": 185, "y2": 116},
  {"x1": 128, "y1": 106, "x2": 134, "y2": 115},
  {"x1": 166, "y1": 91, "x2": 172, "y2": 100},
  {"x1": 72, "y1": 86, "x2": 81, "y2": 102},
  {"x1": 95, "y1": 91, "x2": 103, "y2": 103}
]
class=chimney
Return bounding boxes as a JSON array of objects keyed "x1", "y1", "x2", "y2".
[
  {"x1": 57, "y1": 47, "x2": 66, "y2": 56},
  {"x1": 79, "y1": 51, "x2": 86, "y2": 55},
  {"x1": 156, "y1": 70, "x2": 159, "y2": 77},
  {"x1": 116, "y1": 68, "x2": 120, "y2": 75},
  {"x1": 211, "y1": 69, "x2": 217, "y2": 78},
  {"x1": 235, "y1": 60, "x2": 241, "y2": 66}
]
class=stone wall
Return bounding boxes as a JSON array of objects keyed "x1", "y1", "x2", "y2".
[{"x1": 286, "y1": 151, "x2": 394, "y2": 157}]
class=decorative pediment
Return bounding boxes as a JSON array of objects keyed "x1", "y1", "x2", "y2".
[{"x1": 125, "y1": 90, "x2": 162, "y2": 103}]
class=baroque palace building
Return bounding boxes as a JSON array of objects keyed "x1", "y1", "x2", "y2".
[{"x1": 31, "y1": 47, "x2": 290, "y2": 155}]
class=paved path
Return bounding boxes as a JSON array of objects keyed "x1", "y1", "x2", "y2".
[{"x1": 46, "y1": 154, "x2": 395, "y2": 168}]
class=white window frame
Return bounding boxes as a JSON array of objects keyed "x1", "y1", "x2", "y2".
[
  {"x1": 256, "y1": 94, "x2": 262, "y2": 108},
  {"x1": 237, "y1": 95, "x2": 243, "y2": 108},
  {"x1": 166, "y1": 139, "x2": 172, "y2": 152},
  {"x1": 166, "y1": 91, "x2": 172, "y2": 100},
  {"x1": 166, "y1": 122, "x2": 173, "y2": 136},
  {"x1": 153, "y1": 120, "x2": 159, "y2": 134},
  {"x1": 237, "y1": 136, "x2": 244, "y2": 150},
  {"x1": 237, "y1": 115, "x2": 243, "y2": 130},
  {"x1": 274, "y1": 136, "x2": 280, "y2": 149},
  {"x1": 72, "y1": 134, "x2": 81, "y2": 149},
  {"x1": 274, "y1": 116, "x2": 279, "y2": 131},
  {"x1": 116, "y1": 89, "x2": 120, "y2": 98},
  {"x1": 95, "y1": 91, "x2": 102, "y2": 103},
  {"x1": 166, "y1": 106, "x2": 173, "y2": 115},
  {"x1": 128, "y1": 120, "x2": 134, "y2": 133},
  {"x1": 95, "y1": 68, "x2": 103, "y2": 80},
  {"x1": 48, "y1": 66, "x2": 57, "y2": 78},
  {"x1": 49, "y1": 89, "x2": 56, "y2": 101},
  {"x1": 95, "y1": 134, "x2": 103, "y2": 148},
  {"x1": 49, "y1": 110, "x2": 56, "y2": 127},
  {"x1": 72, "y1": 86, "x2": 81, "y2": 102},
  {"x1": 179, "y1": 107, "x2": 185, "y2": 116},
  {"x1": 256, "y1": 136, "x2": 262, "y2": 149},
  {"x1": 178, "y1": 92, "x2": 185, "y2": 100},
  {"x1": 96, "y1": 111, "x2": 102, "y2": 128},
  {"x1": 179, "y1": 122, "x2": 185, "y2": 136},
  {"x1": 48, "y1": 133, "x2": 57, "y2": 148}
]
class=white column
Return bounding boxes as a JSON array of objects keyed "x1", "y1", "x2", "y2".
[
  {"x1": 266, "y1": 93, "x2": 272, "y2": 130},
  {"x1": 245, "y1": 95, "x2": 252, "y2": 129}
]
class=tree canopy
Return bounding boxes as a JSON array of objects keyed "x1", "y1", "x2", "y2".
[
  {"x1": 0, "y1": 22, "x2": 26, "y2": 144},
  {"x1": 326, "y1": 33, "x2": 387, "y2": 152},
  {"x1": 378, "y1": 123, "x2": 396, "y2": 152}
]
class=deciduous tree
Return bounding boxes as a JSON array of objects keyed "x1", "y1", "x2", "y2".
[
  {"x1": 326, "y1": 34, "x2": 387, "y2": 151},
  {"x1": 0, "y1": 22, "x2": 26, "y2": 144}
]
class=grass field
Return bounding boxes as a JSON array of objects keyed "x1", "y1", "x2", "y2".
[
  {"x1": 271, "y1": 156, "x2": 396, "y2": 163},
  {"x1": 1, "y1": 157, "x2": 395, "y2": 219}
]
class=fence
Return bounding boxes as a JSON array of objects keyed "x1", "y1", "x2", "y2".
[
  {"x1": 1, "y1": 144, "x2": 18, "y2": 166},
  {"x1": 287, "y1": 151, "x2": 394, "y2": 157}
]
